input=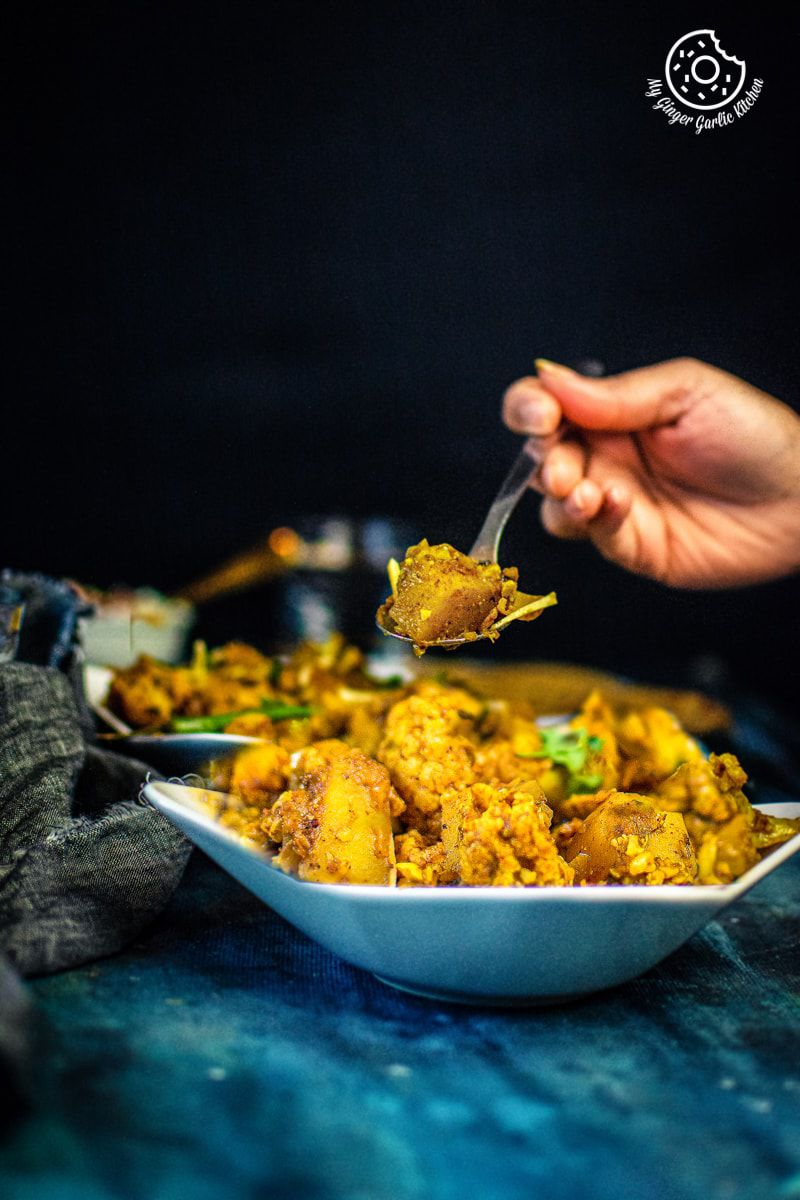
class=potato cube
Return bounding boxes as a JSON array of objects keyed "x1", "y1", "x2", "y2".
[
  {"x1": 564, "y1": 792, "x2": 697, "y2": 885},
  {"x1": 265, "y1": 740, "x2": 399, "y2": 885},
  {"x1": 384, "y1": 541, "x2": 512, "y2": 645}
]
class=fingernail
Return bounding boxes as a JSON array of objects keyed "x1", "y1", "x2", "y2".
[
  {"x1": 605, "y1": 485, "x2": 628, "y2": 513},
  {"x1": 518, "y1": 399, "x2": 556, "y2": 435},
  {"x1": 535, "y1": 358, "x2": 575, "y2": 377},
  {"x1": 569, "y1": 481, "x2": 591, "y2": 514}
]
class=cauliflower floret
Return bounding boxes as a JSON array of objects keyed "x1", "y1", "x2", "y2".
[
  {"x1": 377, "y1": 693, "x2": 478, "y2": 837},
  {"x1": 449, "y1": 780, "x2": 573, "y2": 887},
  {"x1": 473, "y1": 716, "x2": 549, "y2": 787},
  {"x1": 394, "y1": 830, "x2": 452, "y2": 888},
  {"x1": 571, "y1": 691, "x2": 621, "y2": 789},
  {"x1": 656, "y1": 752, "x2": 748, "y2": 821},
  {"x1": 656, "y1": 752, "x2": 799, "y2": 883},
  {"x1": 616, "y1": 707, "x2": 703, "y2": 790},
  {"x1": 107, "y1": 655, "x2": 193, "y2": 727},
  {"x1": 229, "y1": 742, "x2": 291, "y2": 808}
]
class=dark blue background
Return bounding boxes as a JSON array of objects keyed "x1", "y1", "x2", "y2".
[{"x1": 5, "y1": 3, "x2": 800, "y2": 705}]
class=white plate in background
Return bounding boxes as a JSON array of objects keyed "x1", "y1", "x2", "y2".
[{"x1": 84, "y1": 663, "x2": 261, "y2": 772}]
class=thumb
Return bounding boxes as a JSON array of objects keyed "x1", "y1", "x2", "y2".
[{"x1": 534, "y1": 357, "x2": 700, "y2": 432}]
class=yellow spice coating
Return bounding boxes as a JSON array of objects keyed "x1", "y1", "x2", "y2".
[
  {"x1": 456, "y1": 781, "x2": 573, "y2": 888},
  {"x1": 229, "y1": 743, "x2": 291, "y2": 808},
  {"x1": 616, "y1": 706, "x2": 704, "y2": 791},
  {"x1": 395, "y1": 830, "x2": 452, "y2": 888},
  {"x1": 655, "y1": 751, "x2": 795, "y2": 884}
]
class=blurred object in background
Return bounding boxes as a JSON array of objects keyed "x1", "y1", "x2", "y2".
[
  {"x1": 573, "y1": 358, "x2": 606, "y2": 378},
  {"x1": 274, "y1": 516, "x2": 417, "y2": 652},
  {"x1": 0, "y1": 587, "x2": 25, "y2": 663},
  {"x1": 176, "y1": 527, "x2": 300, "y2": 605},
  {"x1": 172, "y1": 517, "x2": 416, "y2": 656},
  {"x1": 77, "y1": 586, "x2": 195, "y2": 666}
]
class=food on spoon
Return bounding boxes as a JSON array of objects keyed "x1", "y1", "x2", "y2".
[
  {"x1": 376, "y1": 539, "x2": 556, "y2": 654},
  {"x1": 380, "y1": 541, "x2": 513, "y2": 645},
  {"x1": 263, "y1": 740, "x2": 403, "y2": 885}
]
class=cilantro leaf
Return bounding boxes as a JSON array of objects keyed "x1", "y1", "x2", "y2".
[{"x1": 517, "y1": 725, "x2": 605, "y2": 794}]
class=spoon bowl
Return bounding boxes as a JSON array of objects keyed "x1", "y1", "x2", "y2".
[{"x1": 375, "y1": 619, "x2": 495, "y2": 649}]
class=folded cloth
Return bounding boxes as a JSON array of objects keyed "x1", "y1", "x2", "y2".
[
  {"x1": 0, "y1": 573, "x2": 191, "y2": 1112},
  {"x1": 0, "y1": 664, "x2": 191, "y2": 975}
]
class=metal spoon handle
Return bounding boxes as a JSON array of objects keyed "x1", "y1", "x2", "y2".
[{"x1": 468, "y1": 430, "x2": 564, "y2": 563}]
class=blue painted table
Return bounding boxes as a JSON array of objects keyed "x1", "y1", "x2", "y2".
[{"x1": 2, "y1": 819, "x2": 799, "y2": 1200}]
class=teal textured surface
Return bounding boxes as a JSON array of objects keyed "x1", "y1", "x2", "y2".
[{"x1": 2, "y1": 838, "x2": 800, "y2": 1200}]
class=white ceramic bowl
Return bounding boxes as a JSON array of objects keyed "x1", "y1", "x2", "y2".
[{"x1": 143, "y1": 780, "x2": 800, "y2": 1006}]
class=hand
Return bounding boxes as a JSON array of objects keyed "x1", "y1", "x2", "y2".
[{"x1": 502, "y1": 358, "x2": 800, "y2": 588}]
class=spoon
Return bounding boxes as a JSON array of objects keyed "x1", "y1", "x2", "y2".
[{"x1": 376, "y1": 430, "x2": 563, "y2": 647}]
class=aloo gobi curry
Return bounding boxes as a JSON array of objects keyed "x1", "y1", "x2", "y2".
[
  {"x1": 376, "y1": 539, "x2": 557, "y2": 653},
  {"x1": 106, "y1": 636, "x2": 799, "y2": 888}
]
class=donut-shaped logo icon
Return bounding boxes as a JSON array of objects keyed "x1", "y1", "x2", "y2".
[{"x1": 665, "y1": 30, "x2": 746, "y2": 111}]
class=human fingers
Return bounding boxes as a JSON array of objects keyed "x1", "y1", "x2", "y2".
[
  {"x1": 502, "y1": 376, "x2": 563, "y2": 435},
  {"x1": 540, "y1": 481, "x2": 632, "y2": 543},
  {"x1": 533, "y1": 357, "x2": 705, "y2": 432},
  {"x1": 540, "y1": 496, "x2": 589, "y2": 541},
  {"x1": 587, "y1": 483, "x2": 633, "y2": 535},
  {"x1": 581, "y1": 484, "x2": 644, "y2": 575},
  {"x1": 539, "y1": 439, "x2": 587, "y2": 500},
  {"x1": 563, "y1": 478, "x2": 605, "y2": 522}
]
